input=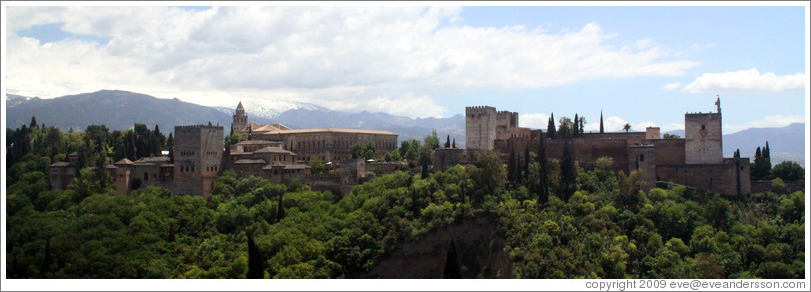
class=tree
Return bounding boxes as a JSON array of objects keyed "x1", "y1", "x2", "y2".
[
  {"x1": 573, "y1": 114, "x2": 579, "y2": 136},
  {"x1": 445, "y1": 135, "x2": 451, "y2": 148},
  {"x1": 30, "y1": 116, "x2": 39, "y2": 130},
  {"x1": 537, "y1": 135, "x2": 549, "y2": 204},
  {"x1": 663, "y1": 133, "x2": 681, "y2": 139},
  {"x1": 308, "y1": 156, "x2": 326, "y2": 175},
  {"x1": 557, "y1": 116, "x2": 573, "y2": 138},
  {"x1": 623, "y1": 123, "x2": 631, "y2": 133},
  {"x1": 578, "y1": 116, "x2": 586, "y2": 135},
  {"x1": 752, "y1": 146, "x2": 771, "y2": 180},
  {"x1": 451, "y1": 138, "x2": 456, "y2": 149},
  {"x1": 350, "y1": 144, "x2": 364, "y2": 159},
  {"x1": 167, "y1": 133, "x2": 174, "y2": 163},
  {"x1": 474, "y1": 151, "x2": 506, "y2": 202},
  {"x1": 547, "y1": 113, "x2": 556, "y2": 138},
  {"x1": 771, "y1": 161, "x2": 803, "y2": 181},
  {"x1": 559, "y1": 141, "x2": 576, "y2": 201},
  {"x1": 424, "y1": 130, "x2": 440, "y2": 150},
  {"x1": 600, "y1": 111, "x2": 605, "y2": 134}
]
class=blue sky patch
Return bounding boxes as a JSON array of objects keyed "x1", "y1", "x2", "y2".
[{"x1": 17, "y1": 23, "x2": 111, "y2": 45}]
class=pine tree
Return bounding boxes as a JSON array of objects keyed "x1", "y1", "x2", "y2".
[
  {"x1": 573, "y1": 114, "x2": 579, "y2": 136},
  {"x1": 30, "y1": 116, "x2": 38, "y2": 130}
]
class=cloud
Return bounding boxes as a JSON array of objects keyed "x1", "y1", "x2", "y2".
[
  {"x1": 6, "y1": 6, "x2": 700, "y2": 118},
  {"x1": 724, "y1": 115, "x2": 805, "y2": 134},
  {"x1": 683, "y1": 68, "x2": 806, "y2": 93},
  {"x1": 520, "y1": 113, "x2": 550, "y2": 129},
  {"x1": 663, "y1": 82, "x2": 682, "y2": 91},
  {"x1": 365, "y1": 95, "x2": 446, "y2": 119}
]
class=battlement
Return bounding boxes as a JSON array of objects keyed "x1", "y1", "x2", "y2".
[
  {"x1": 175, "y1": 125, "x2": 225, "y2": 130},
  {"x1": 497, "y1": 110, "x2": 516, "y2": 115},
  {"x1": 685, "y1": 112, "x2": 721, "y2": 117},
  {"x1": 466, "y1": 106, "x2": 496, "y2": 115}
]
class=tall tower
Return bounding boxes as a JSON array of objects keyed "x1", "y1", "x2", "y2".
[
  {"x1": 465, "y1": 106, "x2": 497, "y2": 150},
  {"x1": 172, "y1": 125, "x2": 224, "y2": 197},
  {"x1": 684, "y1": 99, "x2": 723, "y2": 164},
  {"x1": 232, "y1": 102, "x2": 248, "y2": 133}
]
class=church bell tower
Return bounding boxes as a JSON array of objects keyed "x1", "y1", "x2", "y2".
[{"x1": 232, "y1": 101, "x2": 248, "y2": 133}]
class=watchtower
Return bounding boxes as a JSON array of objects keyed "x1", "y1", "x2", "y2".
[
  {"x1": 685, "y1": 98, "x2": 723, "y2": 164},
  {"x1": 173, "y1": 125, "x2": 224, "y2": 197},
  {"x1": 466, "y1": 106, "x2": 497, "y2": 150}
]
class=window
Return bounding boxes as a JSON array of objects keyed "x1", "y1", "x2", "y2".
[
  {"x1": 701, "y1": 124, "x2": 706, "y2": 130},
  {"x1": 144, "y1": 172, "x2": 149, "y2": 181},
  {"x1": 640, "y1": 154, "x2": 645, "y2": 162}
]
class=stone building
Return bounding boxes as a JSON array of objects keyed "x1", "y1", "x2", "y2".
[
  {"x1": 437, "y1": 98, "x2": 751, "y2": 197},
  {"x1": 231, "y1": 103, "x2": 399, "y2": 162},
  {"x1": 171, "y1": 125, "x2": 224, "y2": 197}
]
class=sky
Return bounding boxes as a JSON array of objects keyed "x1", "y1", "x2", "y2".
[{"x1": 2, "y1": 3, "x2": 808, "y2": 134}]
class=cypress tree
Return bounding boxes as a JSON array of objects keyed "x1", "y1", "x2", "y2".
[
  {"x1": 547, "y1": 114, "x2": 556, "y2": 139},
  {"x1": 452, "y1": 138, "x2": 456, "y2": 149},
  {"x1": 537, "y1": 134, "x2": 549, "y2": 204},
  {"x1": 560, "y1": 141, "x2": 576, "y2": 202},
  {"x1": 30, "y1": 116, "x2": 38, "y2": 130},
  {"x1": 523, "y1": 145, "x2": 530, "y2": 182},
  {"x1": 600, "y1": 111, "x2": 605, "y2": 134},
  {"x1": 445, "y1": 135, "x2": 451, "y2": 148},
  {"x1": 573, "y1": 114, "x2": 579, "y2": 136}
]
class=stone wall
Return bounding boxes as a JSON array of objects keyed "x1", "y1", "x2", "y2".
[
  {"x1": 657, "y1": 157, "x2": 750, "y2": 197},
  {"x1": 434, "y1": 148, "x2": 467, "y2": 172},
  {"x1": 685, "y1": 113, "x2": 723, "y2": 164},
  {"x1": 750, "y1": 180, "x2": 806, "y2": 194},
  {"x1": 645, "y1": 138, "x2": 686, "y2": 166},
  {"x1": 629, "y1": 145, "x2": 657, "y2": 190}
]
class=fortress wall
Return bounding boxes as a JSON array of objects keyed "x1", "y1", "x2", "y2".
[
  {"x1": 645, "y1": 138, "x2": 686, "y2": 166},
  {"x1": 657, "y1": 157, "x2": 749, "y2": 197}
]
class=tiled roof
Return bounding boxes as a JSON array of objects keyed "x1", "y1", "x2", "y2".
[
  {"x1": 50, "y1": 162, "x2": 71, "y2": 167},
  {"x1": 254, "y1": 146, "x2": 296, "y2": 155},
  {"x1": 115, "y1": 158, "x2": 134, "y2": 165},
  {"x1": 234, "y1": 159, "x2": 267, "y2": 164},
  {"x1": 255, "y1": 128, "x2": 396, "y2": 135},
  {"x1": 135, "y1": 156, "x2": 170, "y2": 163}
]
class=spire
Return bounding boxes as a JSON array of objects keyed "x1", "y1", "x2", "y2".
[{"x1": 237, "y1": 101, "x2": 245, "y2": 111}]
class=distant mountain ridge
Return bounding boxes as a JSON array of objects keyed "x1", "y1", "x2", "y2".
[
  {"x1": 6, "y1": 90, "x2": 804, "y2": 166},
  {"x1": 665, "y1": 123, "x2": 805, "y2": 167},
  {"x1": 5, "y1": 90, "x2": 465, "y2": 144}
]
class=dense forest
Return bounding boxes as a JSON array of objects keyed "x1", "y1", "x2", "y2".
[{"x1": 5, "y1": 119, "x2": 806, "y2": 279}]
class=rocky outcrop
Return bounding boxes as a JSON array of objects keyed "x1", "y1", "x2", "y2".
[{"x1": 361, "y1": 215, "x2": 512, "y2": 278}]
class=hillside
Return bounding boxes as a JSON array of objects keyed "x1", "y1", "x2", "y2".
[{"x1": 6, "y1": 90, "x2": 235, "y2": 131}]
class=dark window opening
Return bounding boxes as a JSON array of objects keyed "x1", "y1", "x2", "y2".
[
  {"x1": 701, "y1": 124, "x2": 706, "y2": 130},
  {"x1": 640, "y1": 154, "x2": 645, "y2": 162}
]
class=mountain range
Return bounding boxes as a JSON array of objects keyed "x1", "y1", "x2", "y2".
[{"x1": 6, "y1": 90, "x2": 805, "y2": 166}]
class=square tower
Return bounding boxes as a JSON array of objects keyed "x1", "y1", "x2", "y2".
[
  {"x1": 684, "y1": 112, "x2": 722, "y2": 164},
  {"x1": 466, "y1": 106, "x2": 497, "y2": 150},
  {"x1": 173, "y1": 125, "x2": 224, "y2": 197}
]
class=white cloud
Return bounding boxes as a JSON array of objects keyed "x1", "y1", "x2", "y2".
[
  {"x1": 663, "y1": 82, "x2": 682, "y2": 91},
  {"x1": 724, "y1": 115, "x2": 805, "y2": 134},
  {"x1": 683, "y1": 68, "x2": 806, "y2": 93},
  {"x1": 6, "y1": 6, "x2": 700, "y2": 118},
  {"x1": 365, "y1": 95, "x2": 446, "y2": 119},
  {"x1": 520, "y1": 113, "x2": 550, "y2": 129}
]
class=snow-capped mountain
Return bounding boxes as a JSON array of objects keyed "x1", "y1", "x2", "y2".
[{"x1": 216, "y1": 97, "x2": 326, "y2": 120}]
